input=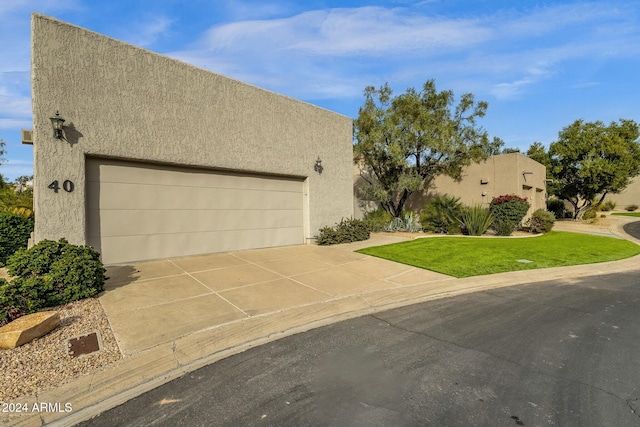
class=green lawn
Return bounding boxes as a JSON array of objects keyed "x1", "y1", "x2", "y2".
[
  {"x1": 611, "y1": 212, "x2": 640, "y2": 217},
  {"x1": 356, "y1": 231, "x2": 640, "y2": 278}
]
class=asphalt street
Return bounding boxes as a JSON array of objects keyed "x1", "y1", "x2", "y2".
[
  {"x1": 80, "y1": 270, "x2": 640, "y2": 427},
  {"x1": 623, "y1": 220, "x2": 640, "y2": 239}
]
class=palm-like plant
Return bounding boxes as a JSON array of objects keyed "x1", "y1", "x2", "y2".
[{"x1": 459, "y1": 204, "x2": 494, "y2": 236}]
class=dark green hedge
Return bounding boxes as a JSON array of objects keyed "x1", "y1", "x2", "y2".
[
  {"x1": 0, "y1": 211, "x2": 34, "y2": 265},
  {"x1": 0, "y1": 239, "x2": 107, "y2": 326}
]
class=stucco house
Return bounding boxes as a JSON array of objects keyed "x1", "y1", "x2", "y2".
[
  {"x1": 355, "y1": 152, "x2": 547, "y2": 219},
  {"x1": 29, "y1": 14, "x2": 353, "y2": 264},
  {"x1": 606, "y1": 177, "x2": 640, "y2": 209}
]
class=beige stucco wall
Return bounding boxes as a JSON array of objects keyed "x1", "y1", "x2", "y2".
[
  {"x1": 354, "y1": 153, "x2": 547, "y2": 218},
  {"x1": 607, "y1": 176, "x2": 640, "y2": 209},
  {"x1": 31, "y1": 14, "x2": 353, "y2": 247}
]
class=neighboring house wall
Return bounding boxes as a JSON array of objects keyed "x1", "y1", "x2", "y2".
[
  {"x1": 607, "y1": 176, "x2": 640, "y2": 209},
  {"x1": 31, "y1": 14, "x2": 353, "y2": 263},
  {"x1": 354, "y1": 153, "x2": 547, "y2": 218}
]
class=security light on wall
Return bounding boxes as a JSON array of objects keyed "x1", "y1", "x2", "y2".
[
  {"x1": 314, "y1": 156, "x2": 323, "y2": 174},
  {"x1": 49, "y1": 110, "x2": 65, "y2": 139}
]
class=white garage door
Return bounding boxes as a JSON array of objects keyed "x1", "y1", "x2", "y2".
[{"x1": 86, "y1": 158, "x2": 305, "y2": 264}]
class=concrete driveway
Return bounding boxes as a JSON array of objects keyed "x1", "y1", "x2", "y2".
[{"x1": 101, "y1": 234, "x2": 451, "y2": 355}]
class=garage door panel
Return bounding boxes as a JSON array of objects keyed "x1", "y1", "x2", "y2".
[
  {"x1": 88, "y1": 162, "x2": 302, "y2": 192},
  {"x1": 86, "y1": 159, "x2": 305, "y2": 263},
  {"x1": 88, "y1": 209, "x2": 303, "y2": 238},
  {"x1": 90, "y1": 182, "x2": 302, "y2": 211},
  {"x1": 95, "y1": 228, "x2": 302, "y2": 265}
]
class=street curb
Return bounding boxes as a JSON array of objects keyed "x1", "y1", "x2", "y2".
[{"x1": 5, "y1": 222, "x2": 640, "y2": 427}]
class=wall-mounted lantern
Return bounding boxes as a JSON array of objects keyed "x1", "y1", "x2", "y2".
[
  {"x1": 49, "y1": 110, "x2": 65, "y2": 139},
  {"x1": 314, "y1": 156, "x2": 323, "y2": 174}
]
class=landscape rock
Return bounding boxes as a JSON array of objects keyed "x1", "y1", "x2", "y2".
[{"x1": 0, "y1": 311, "x2": 60, "y2": 349}]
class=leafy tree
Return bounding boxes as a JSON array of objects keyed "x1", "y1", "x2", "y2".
[
  {"x1": 354, "y1": 79, "x2": 491, "y2": 217},
  {"x1": 15, "y1": 175, "x2": 33, "y2": 186},
  {"x1": 547, "y1": 119, "x2": 640, "y2": 219},
  {"x1": 526, "y1": 142, "x2": 550, "y2": 169},
  {"x1": 485, "y1": 137, "x2": 520, "y2": 155}
]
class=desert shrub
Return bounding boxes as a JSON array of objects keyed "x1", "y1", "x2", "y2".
[
  {"x1": 0, "y1": 211, "x2": 34, "y2": 266},
  {"x1": 626, "y1": 205, "x2": 639, "y2": 212},
  {"x1": 582, "y1": 209, "x2": 597, "y2": 220},
  {"x1": 490, "y1": 194, "x2": 530, "y2": 236},
  {"x1": 527, "y1": 209, "x2": 555, "y2": 233},
  {"x1": 564, "y1": 211, "x2": 574, "y2": 219},
  {"x1": 0, "y1": 279, "x2": 26, "y2": 327},
  {"x1": 383, "y1": 211, "x2": 421, "y2": 233},
  {"x1": 364, "y1": 209, "x2": 393, "y2": 232},
  {"x1": 420, "y1": 195, "x2": 463, "y2": 234},
  {"x1": 459, "y1": 205, "x2": 494, "y2": 236},
  {"x1": 546, "y1": 199, "x2": 566, "y2": 219},
  {"x1": 317, "y1": 218, "x2": 370, "y2": 245},
  {"x1": 0, "y1": 239, "x2": 107, "y2": 324},
  {"x1": 599, "y1": 200, "x2": 616, "y2": 212}
]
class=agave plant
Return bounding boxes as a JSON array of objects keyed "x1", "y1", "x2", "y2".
[{"x1": 459, "y1": 204, "x2": 494, "y2": 236}]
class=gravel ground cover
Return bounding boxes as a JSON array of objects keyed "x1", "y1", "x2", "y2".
[{"x1": 0, "y1": 284, "x2": 122, "y2": 402}]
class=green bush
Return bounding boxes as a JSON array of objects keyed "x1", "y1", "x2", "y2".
[
  {"x1": 564, "y1": 211, "x2": 574, "y2": 219},
  {"x1": 527, "y1": 209, "x2": 555, "y2": 233},
  {"x1": 599, "y1": 200, "x2": 616, "y2": 212},
  {"x1": 0, "y1": 239, "x2": 107, "y2": 325},
  {"x1": 490, "y1": 194, "x2": 530, "y2": 236},
  {"x1": 364, "y1": 209, "x2": 393, "y2": 232},
  {"x1": 582, "y1": 209, "x2": 597, "y2": 220},
  {"x1": 546, "y1": 199, "x2": 566, "y2": 219},
  {"x1": 459, "y1": 205, "x2": 494, "y2": 236},
  {"x1": 317, "y1": 218, "x2": 370, "y2": 245},
  {"x1": 626, "y1": 205, "x2": 639, "y2": 212},
  {"x1": 384, "y1": 211, "x2": 421, "y2": 233},
  {"x1": 420, "y1": 195, "x2": 463, "y2": 234},
  {"x1": 0, "y1": 211, "x2": 34, "y2": 266}
]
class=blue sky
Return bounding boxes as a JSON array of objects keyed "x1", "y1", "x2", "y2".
[{"x1": 1, "y1": 0, "x2": 639, "y2": 181}]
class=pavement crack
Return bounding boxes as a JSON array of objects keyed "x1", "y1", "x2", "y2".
[
  {"x1": 626, "y1": 398, "x2": 640, "y2": 420},
  {"x1": 369, "y1": 313, "x2": 634, "y2": 413}
]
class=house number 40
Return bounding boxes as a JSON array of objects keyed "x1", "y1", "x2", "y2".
[{"x1": 48, "y1": 180, "x2": 74, "y2": 193}]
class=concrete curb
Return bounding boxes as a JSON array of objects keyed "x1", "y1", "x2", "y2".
[{"x1": 5, "y1": 221, "x2": 640, "y2": 427}]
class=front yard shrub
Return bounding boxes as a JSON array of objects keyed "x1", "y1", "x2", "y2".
[
  {"x1": 582, "y1": 208, "x2": 597, "y2": 220},
  {"x1": 527, "y1": 209, "x2": 555, "y2": 233},
  {"x1": 546, "y1": 199, "x2": 566, "y2": 219},
  {"x1": 0, "y1": 211, "x2": 34, "y2": 266},
  {"x1": 600, "y1": 200, "x2": 616, "y2": 212},
  {"x1": 420, "y1": 195, "x2": 463, "y2": 234},
  {"x1": 490, "y1": 194, "x2": 530, "y2": 236},
  {"x1": 384, "y1": 211, "x2": 422, "y2": 233},
  {"x1": 317, "y1": 218, "x2": 370, "y2": 245},
  {"x1": 0, "y1": 239, "x2": 107, "y2": 325},
  {"x1": 459, "y1": 204, "x2": 494, "y2": 236},
  {"x1": 626, "y1": 205, "x2": 639, "y2": 212},
  {"x1": 364, "y1": 209, "x2": 393, "y2": 232}
]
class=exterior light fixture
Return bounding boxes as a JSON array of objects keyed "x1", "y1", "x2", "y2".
[
  {"x1": 314, "y1": 156, "x2": 323, "y2": 174},
  {"x1": 49, "y1": 110, "x2": 65, "y2": 139}
]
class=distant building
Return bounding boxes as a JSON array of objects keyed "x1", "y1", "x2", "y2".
[
  {"x1": 606, "y1": 177, "x2": 640, "y2": 209},
  {"x1": 354, "y1": 152, "x2": 547, "y2": 218}
]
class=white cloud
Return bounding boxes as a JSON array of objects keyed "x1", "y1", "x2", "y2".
[
  {"x1": 119, "y1": 15, "x2": 173, "y2": 47},
  {"x1": 164, "y1": 2, "x2": 640, "y2": 102},
  {"x1": 0, "y1": 158, "x2": 34, "y2": 180},
  {"x1": 0, "y1": 119, "x2": 31, "y2": 130}
]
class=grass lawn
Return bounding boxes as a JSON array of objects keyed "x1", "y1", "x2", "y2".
[
  {"x1": 611, "y1": 212, "x2": 640, "y2": 217},
  {"x1": 356, "y1": 231, "x2": 640, "y2": 278}
]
